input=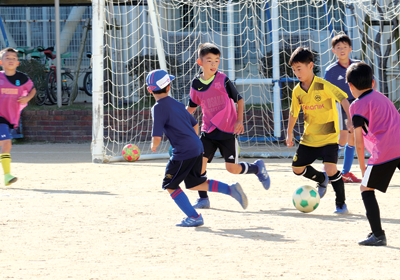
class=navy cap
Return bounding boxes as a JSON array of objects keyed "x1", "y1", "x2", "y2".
[{"x1": 146, "y1": 69, "x2": 175, "y2": 91}]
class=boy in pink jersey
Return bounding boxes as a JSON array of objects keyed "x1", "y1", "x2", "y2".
[
  {"x1": 187, "y1": 43, "x2": 270, "y2": 209},
  {"x1": 347, "y1": 62, "x2": 400, "y2": 246},
  {"x1": 0, "y1": 48, "x2": 36, "y2": 186}
]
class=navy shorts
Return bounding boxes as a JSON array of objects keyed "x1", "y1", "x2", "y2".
[
  {"x1": 292, "y1": 144, "x2": 339, "y2": 167},
  {"x1": 361, "y1": 158, "x2": 400, "y2": 193},
  {"x1": 162, "y1": 154, "x2": 207, "y2": 190},
  {"x1": 201, "y1": 134, "x2": 239, "y2": 164},
  {"x1": 0, "y1": 123, "x2": 12, "y2": 141}
]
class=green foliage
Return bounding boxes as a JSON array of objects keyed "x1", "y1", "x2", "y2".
[{"x1": 16, "y1": 59, "x2": 47, "y2": 105}]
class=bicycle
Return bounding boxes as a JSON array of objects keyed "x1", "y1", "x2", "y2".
[
  {"x1": 43, "y1": 47, "x2": 74, "y2": 105},
  {"x1": 81, "y1": 52, "x2": 92, "y2": 96}
]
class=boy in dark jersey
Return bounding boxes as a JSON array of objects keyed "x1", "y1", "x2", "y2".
[
  {"x1": 286, "y1": 47, "x2": 351, "y2": 214},
  {"x1": 148, "y1": 69, "x2": 248, "y2": 227},
  {"x1": 347, "y1": 63, "x2": 400, "y2": 246},
  {"x1": 187, "y1": 43, "x2": 270, "y2": 209},
  {"x1": 324, "y1": 34, "x2": 362, "y2": 183},
  {"x1": 0, "y1": 47, "x2": 36, "y2": 186}
]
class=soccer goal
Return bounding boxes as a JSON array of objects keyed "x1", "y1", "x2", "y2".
[{"x1": 91, "y1": 0, "x2": 400, "y2": 163}]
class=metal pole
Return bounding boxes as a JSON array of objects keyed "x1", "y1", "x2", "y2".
[
  {"x1": 55, "y1": 0, "x2": 62, "y2": 107},
  {"x1": 147, "y1": 0, "x2": 167, "y2": 70},
  {"x1": 272, "y1": 0, "x2": 281, "y2": 138},
  {"x1": 92, "y1": 0, "x2": 105, "y2": 163},
  {"x1": 227, "y1": 0, "x2": 235, "y2": 81}
]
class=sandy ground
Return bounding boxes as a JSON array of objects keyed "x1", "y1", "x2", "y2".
[{"x1": 1, "y1": 143, "x2": 400, "y2": 280}]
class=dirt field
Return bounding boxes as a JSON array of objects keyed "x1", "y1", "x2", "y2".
[{"x1": 1, "y1": 143, "x2": 400, "y2": 279}]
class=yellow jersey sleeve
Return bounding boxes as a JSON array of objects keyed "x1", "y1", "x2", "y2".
[
  {"x1": 324, "y1": 81, "x2": 348, "y2": 102},
  {"x1": 290, "y1": 84, "x2": 301, "y2": 118}
]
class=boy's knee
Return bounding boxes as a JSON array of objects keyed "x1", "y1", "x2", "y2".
[{"x1": 292, "y1": 166, "x2": 305, "y2": 176}]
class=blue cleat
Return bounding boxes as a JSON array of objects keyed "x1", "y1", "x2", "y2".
[
  {"x1": 334, "y1": 203, "x2": 349, "y2": 214},
  {"x1": 176, "y1": 214, "x2": 204, "y2": 227},
  {"x1": 254, "y1": 159, "x2": 271, "y2": 190},
  {"x1": 229, "y1": 183, "x2": 248, "y2": 209},
  {"x1": 358, "y1": 232, "x2": 387, "y2": 246},
  {"x1": 317, "y1": 172, "x2": 329, "y2": 198},
  {"x1": 193, "y1": 198, "x2": 210, "y2": 209}
]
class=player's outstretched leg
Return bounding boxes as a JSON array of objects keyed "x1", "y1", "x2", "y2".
[
  {"x1": 1, "y1": 153, "x2": 17, "y2": 186},
  {"x1": 294, "y1": 166, "x2": 328, "y2": 198},
  {"x1": 170, "y1": 188, "x2": 204, "y2": 227},
  {"x1": 253, "y1": 160, "x2": 271, "y2": 190},
  {"x1": 206, "y1": 179, "x2": 248, "y2": 209}
]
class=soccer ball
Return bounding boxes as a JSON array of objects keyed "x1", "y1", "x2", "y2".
[
  {"x1": 122, "y1": 144, "x2": 141, "y2": 162},
  {"x1": 292, "y1": 185, "x2": 320, "y2": 213}
]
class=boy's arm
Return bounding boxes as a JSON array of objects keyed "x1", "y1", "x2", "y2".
[
  {"x1": 186, "y1": 106, "x2": 197, "y2": 115},
  {"x1": 18, "y1": 88, "x2": 36, "y2": 104},
  {"x1": 354, "y1": 126, "x2": 366, "y2": 177},
  {"x1": 151, "y1": 136, "x2": 162, "y2": 152},
  {"x1": 340, "y1": 98, "x2": 353, "y2": 132},
  {"x1": 286, "y1": 115, "x2": 298, "y2": 147},
  {"x1": 234, "y1": 99, "x2": 244, "y2": 134}
]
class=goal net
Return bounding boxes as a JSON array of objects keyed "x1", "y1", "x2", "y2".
[{"x1": 91, "y1": 0, "x2": 400, "y2": 163}]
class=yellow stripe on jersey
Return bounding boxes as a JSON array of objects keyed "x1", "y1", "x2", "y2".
[{"x1": 290, "y1": 76, "x2": 348, "y2": 147}]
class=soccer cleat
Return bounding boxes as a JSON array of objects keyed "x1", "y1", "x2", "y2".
[
  {"x1": 358, "y1": 232, "x2": 387, "y2": 246},
  {"x1": 254, "y1": 159, "x2": 271, "y2": 190},
  {"x1": 342, "y1": 172, "x2": 362, "y2": 183},
  {"x1": 229, "y1": 183, "x2": 248, "y2": 209},
  {"x1": 317, "y1": 172, "x2": 329, "y2": 198},
  {"x1": 333, "y1": 203, "x2": 349, "y2": 214},
  {"x1": 193, "y1": 198, "x2": 211, "y2": 209},
  {"x1": 176, "y1": 214, "x2": 204, "y2": 227},
  {"x1": 4, "y1": 173, "x2": 17, "y2": 186}
]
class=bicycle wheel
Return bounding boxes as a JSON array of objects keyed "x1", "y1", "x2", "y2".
[
  {"x1": 47, "y1": 72, "x2": 74, "y2": 105},
  {"x1": 83, "y1": 71, "x2": 92, "y2": 96},
  {"x1": 35, "y1": 89, "x2": 48, "y2": 106},
  {"x1": 46, "y1": 70, "x2": 57, "y2": 104},
  {"x1": 61, "y1": 72, "x2": 74, "y2": 105}
]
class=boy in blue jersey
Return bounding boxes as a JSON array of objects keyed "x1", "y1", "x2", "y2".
[
  {"x1": 148, "y1": 69, "x2": 248, "y2": 227},
  {"x1": 324, "y1": 34, "x2": 372, "y2": 183},
  {"x1": 187, "y1": 43, "x2": 270, "y2": 209},
  {"x1": 286, "y1": 47, "x2": 351, "y2": 214}
]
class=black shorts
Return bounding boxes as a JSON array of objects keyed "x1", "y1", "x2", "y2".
[
  {"x1": 292, "y1": 144, "x2": 339, "y2": 167},
  {"x1": 162, "y1": 154, "x2": 207, "y2": 190},
  {"x1": 361, "y1": 158, "x2": 400, "y2": 193},
  {"x1": 337, "y1": 99, "x2": 355, "y2": 131},
  {"x1": 201, "y1": 134, "x2": 239, "y2": 164}
]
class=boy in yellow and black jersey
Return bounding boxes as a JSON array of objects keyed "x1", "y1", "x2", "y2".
[{"x1": 286, "y1": 47, "x2": 352, "y2": 214}]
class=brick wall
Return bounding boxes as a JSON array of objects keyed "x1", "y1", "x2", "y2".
[
  {"x1": 21, "y1": 110, "x2": 92, "y2": 142},
  {"x1": 20, "y1": 108, "x2": 302, "y2": 143}
]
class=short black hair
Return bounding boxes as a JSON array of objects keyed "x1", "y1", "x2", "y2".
[
  {"x1": 289, "y1": 47, "x2": 313, "y2": 66},
  {"x1": 151, "y1": 84, "x2": 170, "y2": 94},
  {"x1": 0, "y1": 47, "x2": 18, "y2": 59},
  {"x1": 346, "y1": 62, "x2": 373, "y2": 90},
  {"x1": 331, "y1": 33, "x2": 352, "y2": 48},
  {"x1": 198, "y1": 43, "x2": 221, "y2": 59}
]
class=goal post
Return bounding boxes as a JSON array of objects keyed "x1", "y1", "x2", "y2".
[{"x1": 91, "y1": 0, "x2": 400, "y2": 163}]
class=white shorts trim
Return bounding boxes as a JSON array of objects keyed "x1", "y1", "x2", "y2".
[{"x1": 361, "y1": 165, "x2": 372, "y2": 187}]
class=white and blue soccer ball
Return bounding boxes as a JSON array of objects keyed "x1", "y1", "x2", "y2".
[{"x1": 292, "y1": 185, "x2": 320, "y2": 213}]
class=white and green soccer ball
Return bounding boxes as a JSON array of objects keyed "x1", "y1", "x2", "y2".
[{"x1": 292, "y1": 185, "x2": 320, "y2": 213}]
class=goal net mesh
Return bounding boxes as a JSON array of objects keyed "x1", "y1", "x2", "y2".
[{"x1": 97, "y1": 0, "x2": 400, "y2": 162}]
